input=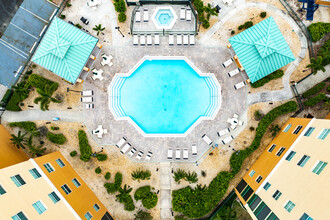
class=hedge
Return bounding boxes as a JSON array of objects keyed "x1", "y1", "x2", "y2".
[
  {"x1": 318, "y1": 39, "x2": 330, "y2": 66},
  {"x1": 118, "y1": 12, "x2": 126, "y2": 22},
  {"x1": 134, "y1": 186, "x2": 151, "y2": 201},
  {"x1": 302, "y1": 82, "x2": 326, "y2": 98},
  {"x1": 303, "y1": 93, "x2": 327, "y2": 107},
  {"x1": 1, "y1": 89, "x2": 13, "y2": 107},
  {"x1": 134, "y1": 186, "x2": 158, "y2": 209},
  {"x1": 46, "y1": 132, "x2": 66, "y2": 145},
  {"x1": 25, "y1": 74, "x2": 58, "y2": 91},
  {"x1": 307, "y1": 22, "x2": 330, "y2": 42},
  {"x1": 115, "y1": 172, "x2": 123, "y2": 190},
  {"x1": 78, "y1": 130, "x2": 92, "y2": 162},
  {"x1": 9, "y1": 121, "x2": 40, "y2": 136},
  {"x1": 6, "y1": 91, "x2": 23, "y2": 111},
  {"x1": 97, "y1": 153, "x2": 108, "y2": 161},
  {"x1": 251, "y1": 70, "x2": 284, "y2": 88},
  {"x1": 238, "y1": 21, "x2": 253, "y2": 30},
  {"x1": 172, "y1": 101, "x2": 297, "y2": 218}
]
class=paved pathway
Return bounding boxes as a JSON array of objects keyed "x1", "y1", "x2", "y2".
[
  {"x1": 159, "y1": 163, "x2": 172, "y2": 220},
  {"x1": 1, "y1": 110, "x2": 83, "y2": 122}
]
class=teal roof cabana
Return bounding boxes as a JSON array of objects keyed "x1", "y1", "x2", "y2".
[
  {"x1": 32, "y1": 17, "x2": 98, "y2": 84},
  {"x1": 229, "y1": 17, "x2": 295, "y2": 83}
]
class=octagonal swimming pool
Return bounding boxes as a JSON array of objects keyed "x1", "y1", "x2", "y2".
[
  {"x1": 152, "y1": 7, "x2": 177, "y2": 29},
  {"x1": 109, "y1": 57, "x2": 221, "y2": 136}
]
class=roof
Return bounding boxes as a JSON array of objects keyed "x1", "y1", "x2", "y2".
[
  {"x1": 32, "y1": 17, "x2": 98, "y2": 83},
  {"x1": 229, "y1": 17, "x2": 295, "y2": 83}
]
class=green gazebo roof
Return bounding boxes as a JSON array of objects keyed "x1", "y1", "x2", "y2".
[
  {"x1": 32, "y1": 17, "x2": 98, "y2": 83},
  {"x1": 229, "y1": 17, "x2": 295, "y2": 83}
]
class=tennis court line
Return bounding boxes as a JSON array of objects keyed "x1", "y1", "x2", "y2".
[
  {"x1": 0, "y1": 39, "x2": 28, "y2": 59},
  {"x1": 19, "y1": 6, "x2": 48, "y2": 23},
  {"x1": 10, "y1": 22, "x2": 38, "y2": 40}
]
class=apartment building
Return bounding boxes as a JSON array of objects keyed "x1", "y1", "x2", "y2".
[{"x1": 235, "y1": 116, "x2": 330, "y2": 220}]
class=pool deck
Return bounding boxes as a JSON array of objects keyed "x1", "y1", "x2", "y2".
[{"x1": 82, "y1": 41, "x2": 247, "y2": 163}]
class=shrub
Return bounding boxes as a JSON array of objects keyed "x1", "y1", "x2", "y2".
[
  {"x1": 1, "y1": 89, "x2": 13, "y2": 106},
  {"x1": 6, "y1": 91, "x2": 23, "y2": 111},
  {"x1": 185, "y1": 171, "x2": 198, "y2": 183},
  {"x1": 96, "y1": 153, "x2": 108, "y2": 161},
  {"x1": 66, "y1": 2, "x2": 72, "y2": 7},
  {"x1": 260, "y1": 12, "x2": 267, "y2": 18},
  {"x1": 75, "y1": 23, "x2": 82, "y2": 29},
  {"x1": 302, "y1": 82, "x2": 326, "y2": 98},
  {"x1": 231, "y1": 30, "x2": 235, "y2": 35},
  {"x1": 269, "y1": 124, "x2": 281, "y2": 137},
  {"x1": 70, "y1": 150, "x2": 77, "y2": 157},
  {"x1": 50, "y1": 126, "x2": 59, "y2": 130},
  {"x1": 114, "y1": 0, "x2": 126, "y2": 12},
  {"x1": 115, "y1": 172, "x2": 123, "y2": 190},
  {"x1": 134, "y1": 186, "x2": 158, "y2": 209},
  {"x1": 134, "y1": 186, "x2": 151, "y2": 200},
  {"x1": 244, "y1": 21, "x2": 253, "y2": 29},
  {"x1": 249, "y1": 126, "x2": 255, "y2": 131},
  {"x1": 238, "y1": 25, "x2": 244, "y2": 30},
  {"x1": 78, "y1": 130, "x2": 92, "y2": 162},
  {"x1": 201, "y1": 170, "x2": 206, "y2": 177},
  {"x1": 304, "y1": 93, "x2": 327, "y2": 106},
  {"x1": 328, "y1": 85, "x2": 330, "y2": 91},
  {"x1": 105, "y1": 172, "x2": 111, "y2": 180},
  {"x1": 173, "y1": 169, "x2": 186, "y2": 184},
  {"x1": 202, "y1": 20, "x2": 210, "y2": 29},
  {"x1": 251, "y1": 70, "x2": 284, "y2": 88},
  {"x1": 131, "y1": 169, "x2": 151, "y2": 182},
  {"x1": 95, "y1": 167, "x2": 101, "y2": 174},
  {"x1": 134, "y1": 210, "x2": 153, "y2": 220},
  {"x1": 307, "y1": 22, "x2": 330, "y2": 42},
  {"x1": 9, "y1": 121, "x2": 40, "y2": 136},
  {"x1": 60, "y1": 14, "x2": 66, "y2": 19},
  {"x1": 46, "y1": 132, "x2": 66, "y2": 145},
  {"x1": 118, "y1": 12, "x2": 126, "y2": 22},
  {"x1": 104, "y1": 183, "x2": 117, "y2": 193},
  {"x1": 25, "y1": 74, "x2": 58, "y2": 91},
  {"x1": 117, "y1": 185, "x2": 135, "y2": 211},
  {"x1": 318, "y1": 39, "x2": 330, "y2": 66},
  {"x1": 254, "y1": 110, "x2": 263, "y2": 121}
]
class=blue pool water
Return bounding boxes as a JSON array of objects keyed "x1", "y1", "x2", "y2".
[
  {"x1": 155, "y1": 9, "x2": 173, "y2": 26},
  {"x1": 114, "y1": 59, "x2": 218, "y2": 135}
]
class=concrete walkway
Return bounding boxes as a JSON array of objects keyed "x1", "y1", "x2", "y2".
[
  {"x1": 1, "y1": 110, "x2": 83, "y2": 122},
  {"x1": 159, "y1": 162, "x2": 172, "y2": 220}
]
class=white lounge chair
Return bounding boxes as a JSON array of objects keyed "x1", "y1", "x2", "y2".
[
  {"x1": 135, "y1": 10, "x2": 141, "y2": 22},
  {"x1": 180, "y1": 8, "x2": 185, "y2": 20},
  {"x1": 183, "y1": 34, "x2": 188, "y2": 45},
  {"x1": 176, "y1": 148, "x2": 181, "y2": 160},
  {"x1": 133, "y1": 35, "x2": 138, "y2": 45},
  {"x1": 147, "y1": 35, "x2": 152, "y2": 45},
  {"x1": 116, "y1": 137, "x2": 127, "y2": 148},
  {"x1": 222, "y1": 58, "x2": 234, "y2": 68},
  {"x1": 136, "y1": 151, "x2": 144, "y2": 160},
  {"x1": 120, "y1": 143, "x2": 131, "y2": 154},
  {"x1": 189, "y1": 35, "x2": 195, "y2": 45},
  {"x1": 169, "y1": 34, "x2": 174, "y2": 46},
  {"x1": 233, "y1": 113, "x2": 239, "y2": 119},
  {"x1": 155, "y1": 34, "x2": 159, "y2": 45},
  {"x1": 222, "y1": 135, "x2": 234, "y2": 145},
  {"x1": 145, "y1": 151, "x2": 152, "y2": 161},
  {"x1": 81, "y1": 97, "x2": 93, "y2": 103},
  {"x1": 234, "y1": 81, "x2": 247, "y2": 90},
  {"x1": 144, "y1": 9, "x2": 148, "y2": 22},
  {"x1": 228, "y1": 68, "x2": 240, "y2": 77},
  {"x1": 217, "y1": 128, "x2": 230, "y2": 137},
  {"x1": 140, "y1": 35, "x2": 146, "y2": 46},
  {"x1": 85, "y1": 103, "x2": 94, "y2": 109},
  {"x1": 167, "y1": 148, "x2": 173, "y2": 159},
  {"x1": 238, "y1": 120, "x2": 244, "y2": 126},
  {"x1": 192, "y1": 143, "x2": 197, "y2": 155},
  {"x1": 183, "y1": 148, "x2": 188, "y2": 160},
  {"x1": 128, "y1": 147, "x2": 137, "y2": 157},
  {"x1": 81, "y1": 90, "x2": 93, "y2": 96},
  {"x1": 186, "y1": 9, "x2": 191, "y2": 21},
  {"x1": 202, "y1": 134, "x2": 213, "y2": 146},
  {"x1": 177, "y1": 35, "x2": 182, "y2": 45}
]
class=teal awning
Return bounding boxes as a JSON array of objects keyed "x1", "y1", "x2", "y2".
[
  {"x1": 229, "y1": 17, "x2": 295, "y2": 83},
  {"x1": 32, "y1": 17, "x2": 98, "y2": 83}
]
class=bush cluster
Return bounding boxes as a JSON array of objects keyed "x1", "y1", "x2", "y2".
[
  {"x1": 104, "y1": 172, "x2": 123, "y2": 193},
  {"x1": 116, "y1": 185, "x2": 135, "y2": 211},
  {"x1": 172, "y1": 101, "x2": 297, "y2": 218},
  {"x1": 238, "y1": 21, "x2": 253, "y2": 30},
  {"x1": 114, "y1": 0, "x2": 126, "y2": 23},
  {"x1": 303, "y1": 93, "x2": 327, "y2": 107},
  {"x1": 70, "y1": 150, "x2": 77, "y2": 157},
  {"x1": 134, "y1": 210, "x2": 153, "y2": 220},
  {"x1": 307, "y1": 22, "x2": 330, "y2": 42},
  {"x1": 78, "y1": 130, "x2": 92, "y2": 162},
  {"x1": 134, "y1": 186, "x2": 158, "y2": 209},
  {"x1": 96, "y1": 153, "x2": 108, "y2": 161},
  {"x1": 95, "y1": 167, "x2": 102, "y2": 174},
  {"x1": 251, "y1": 70, "x2": 284, "y2": 88},
  {"x1": 318, "y1": 39, "x2": 330, "y2": 66},
  {"x1": 193, "y1": 0, "x2": 216, "y2": 29},
  {"x1": 6, "y1": 90, "x2": 24, "y2": 111},
  {"x1": 46, "y1": 132, "x2": 66, "y2": 145},
  {"x1": 302, "y1": 82, "x2": 326, "y2": 98},
  {"x1": 25, "y1": 74, "x2": 58, "y2": 91},
  {"x1": 9, "y1": 121, "x2": 40, "y2": 136}
]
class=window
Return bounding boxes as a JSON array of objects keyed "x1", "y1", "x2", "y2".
[
  {"x1": 256, "y1": 175, "x2": 263, "y2": 183},
  {"x1": 29, "y1": 168, "x2": 41, "y2": 179},
  {"x1": 283, "y1": 124, "x2": 292, "y2": 132},
  {"x1": 300, "y1": 213, "x2": 313, "y2": 220},
  {"x1": 93, "y1": 203, "x2": 100, "y2": 212},
  {"x1": 0, "y1": 184, "x2": 6, "y2": 195},
  {"x1": 284, "y1": 200, "x2": 295, "y2": 212},
  {"x1": 312, "y1": 161, "x2": 328, "y2": 175},
  {"x1": 11, "y1": 211, "x2": 28, "y2": 220},
  {"x1": 249, "y1": 170, "x2": 255, "y2": 177},
  {"x1": 272, "y1": 190, "x2": 282, "y2": 200},
  {"x1": 43, "y1": 163, "x2": 54, "y2": 173},
  {"x1": 61, "y1": 184, "x2": 72, "y2": 195},
  {"x1": 297, "y1": 155, "x2": 310, "y2": 167},
  {"x1": 304, "y1": 127, "x2": 315, "y2": 137},
  {"x1": 253, "y1": 201, "x2": 271, "y2": 220},
  {"x1": 72, "y1": 178, "x2": 81, "y2": 188},
  {"x1": 285, "y1": 151, "x2": 296, "y2": 161},
  {"x1": 317, "y1": 129, "x2": 330, "y2": 140},
  {"x1": 248, "y1": 194, "x2": 261, "y2": 211},
  {"x1": 85, "y1": 211, "x2": 92, "y2": 220},
  {"x1": 266, "y1": 212, "x2": 279, "y2": 220},
  {"x1": 263, "y1": 182, "x2": 271, "y2": 191},
  {"x1": 10, "y1": 175, "x2": 26, "y2": 187},
  {"x1": 48, "y1": 191, "x2": 61, "y2": 204},
  {"x1": 293, "y1": 125, "x2": 303, "y2": 134},
  {"x1": 32, "y1": 200, "x2": 47, "y2": 214},
  {"x1": 56, "y1": 159, "x2": 65, "y2": 167},
  {"x1": 268, "y1": 144, "x2": 276, "y2": 152},
  {"x1": 276, "y1": 147, "x2": 286, "y2": 156}
]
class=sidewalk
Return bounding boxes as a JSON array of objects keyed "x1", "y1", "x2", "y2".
[{"x1": 1, "y1": 110, "x2": 83, "y2": 122}]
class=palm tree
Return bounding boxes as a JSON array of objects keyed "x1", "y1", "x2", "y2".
[
  {"x1": 305, "y1": 56, "x2": 326, "y2": 74},
  {"x1": 34, "y1": 83, "x2": 61, "y2": 111},
  {"x1": 116, "y1": 184, "x2": 133, "y2": 202},
  {"x1": 93, "y1": 24, "x2": 105, "y2": 36},
  {"x1": 204, "y1": 4, "x2": 218, "y2": 20},
  {"x1": 12, "y1": 82, "x2": 29, "y2": 100},
  {"x1": 10, "y1": 131, "x2": 28, "y2": 149},
  {"x1": 26, "y1": 135, "x2": 46, "y2": 157}
]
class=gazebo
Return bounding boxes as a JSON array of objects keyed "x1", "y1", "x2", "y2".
[
  {"x1": 229, "y1": 16, "x2": 295, "y2": 83},
  {"x1": 32, "y1": 17, "x2": 99, "y2": 84}
]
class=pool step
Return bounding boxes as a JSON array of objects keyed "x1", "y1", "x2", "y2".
[{"x1": 110, "y1": 77, "x2": 126, "y2": 117}]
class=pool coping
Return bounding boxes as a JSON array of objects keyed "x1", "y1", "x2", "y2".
[
  {"x1": 151, "y1": 6, "x2": 178, "y2": 30},
  {"x1": 108, "y1": 55, "x2": 222, "y2": 138}
]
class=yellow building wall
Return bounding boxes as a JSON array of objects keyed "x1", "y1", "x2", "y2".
[
  {"x1": 0, "y1": 160, "x2": 77, "y2": 219},
  {"x1": 0, "y1": 125, "x2": 29, "y2": 169},
  {"x1": 235, "y1": 118, "x2": 311, "y2": 205},
  {"x1": 34, "y1": 151, "x2": 110, "y2": 219}
]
